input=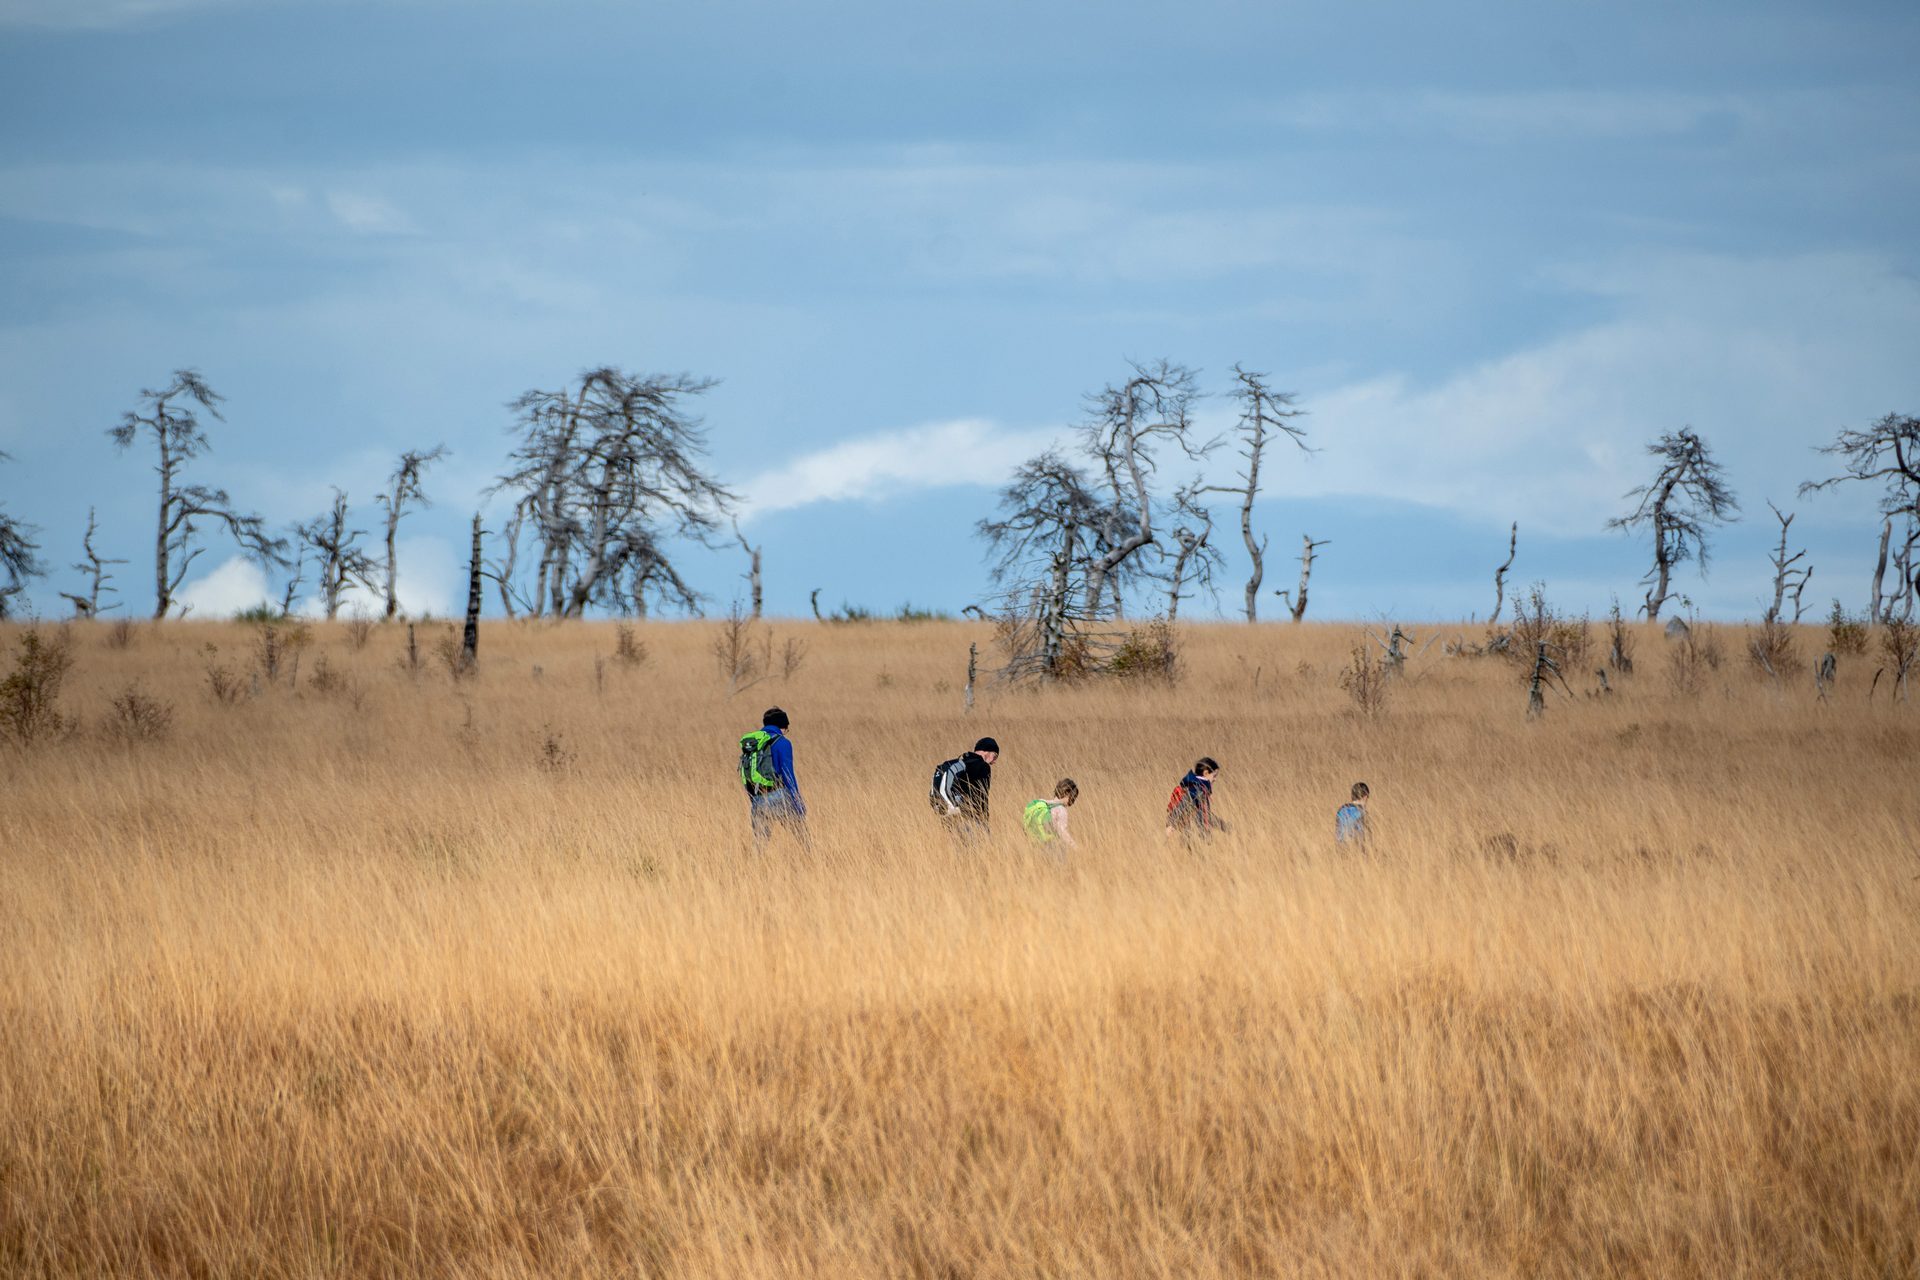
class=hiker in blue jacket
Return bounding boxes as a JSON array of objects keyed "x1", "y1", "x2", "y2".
[{"x1": 740, "y1": 707, "x2": 807, "y2": 847}]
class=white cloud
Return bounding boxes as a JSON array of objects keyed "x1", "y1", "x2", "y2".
[
  {"x1": 737, "y1": 418, "x2": 1066, "y2": 518},
  {"x1": 292, "y1": 534, "x2": 457, "y2": 620},
  {"x1": 173, "y1": 556, "x2": 274, "y2": 619},
  {"x1": 1263, "y1": 251, "x2": 1920, "y2": 535}
]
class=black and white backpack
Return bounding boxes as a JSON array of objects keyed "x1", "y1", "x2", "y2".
[{"x1": 929, "y1": 756, "x2": 967, "y2": 813}]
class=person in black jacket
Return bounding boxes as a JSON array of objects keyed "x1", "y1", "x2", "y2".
[{"x1": 932, "y1": 736, "x2": 999, "y2": 838}]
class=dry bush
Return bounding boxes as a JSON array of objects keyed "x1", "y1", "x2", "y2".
[
  {"x1": 101, "y1": 682, "x2": 173, "y2": 744},
  {"x1": 1107, "y1": 617, "x2": 1179, "y2": 683},
  {"x1": 1747, "y1": 617, "x2": 1803, "y2": 680},
  {"x1": 1338, "y1": 641, "x2": 1388, "y2": 716},
  {"x1": 343, "y1": 613, "x2": 375, "y2": 652},
  {"x1": 1, "y1": 620, "x2": 1916, "y2": 1279},
  {"x1": 1666, "y1": 618, "x2": 1724, "y2": 697},
  {"x1": 1507, "y1": 586, "x2": 1591, "y2": 675},
  {"x1": 103, "y1": 617, "x2": 138, "y2": 650},
  {"x1": 612, "y1": 621, "x2": 649, "y2": 669},
  {"x1": 780, "y1": 634, "x2": 809, "y2": 681},
  {"x1": 1826, "y1": 600, "x2": 1870, "y2": 656},
  {"x1": 433, "y1": 626, "x2": 472, "y2": 680},
  {"x1": 200, "y1": 642, "x2": 245, "y2": 705},
  {"x1": 307, "y1": 654, "x2": 362, "y2": 707},
  {"x1": 0, "y1": 623, "x2": 74, "y2": 747},
  {"x1": 1606, "y1": 598, "x2": 1635, "y2": 674},
  {"x1": 399, "y1": 623, "x2": 422, "y2": 679},
  {"x1": 252, "y1": 620, "x2": 312, "y2": 688},
  {"x1": 1876, "y1": 617, "x2": 1917, "y2": 702}
]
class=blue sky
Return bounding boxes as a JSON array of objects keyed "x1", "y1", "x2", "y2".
[{"x1": 1, "y1": 0, "x2": 1916, "y2": 620}]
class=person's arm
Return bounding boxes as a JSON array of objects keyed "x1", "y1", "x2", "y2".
[
  {"x1": 772, "y1": 735, "x2": 803, "y2": 814},
  {"x1": 1053, "y1": 805, "x2": 1075, "y2": 848}
]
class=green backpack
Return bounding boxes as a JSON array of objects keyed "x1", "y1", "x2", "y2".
[
  {"x1": 1022, "y1": 798, "x2": 1057, "y2": 843},
  {"x1": 739, "y1": 730, "x2": 781, "y2": 795}
]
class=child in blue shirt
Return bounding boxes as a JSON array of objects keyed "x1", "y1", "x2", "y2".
[{"x1": 1335, "y1": 782, "x2": 1369, "y2": 846}]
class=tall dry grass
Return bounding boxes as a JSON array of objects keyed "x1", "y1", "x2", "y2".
[{"x1": 1, "y1": 617, "x2": 1916, "y2": 1278}]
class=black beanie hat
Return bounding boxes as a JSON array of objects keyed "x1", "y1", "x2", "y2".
[
  {"x1": 974, "y1": 736, "x2": 1000, "y2": 754},
  {"x1": 763, "y1": 707, "x2": 790, "y2": 729}
]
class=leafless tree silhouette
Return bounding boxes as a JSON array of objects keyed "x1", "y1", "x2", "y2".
[
  {"x1": 1762, "y1": 502, "x2": 1812, "y2": 625},
  {"x1": 1164, "y1": 484, "x2": 1223, "y2": 622},
  {"x1": 107, "y1": 370, "x2": 288, "y2": 619},
  {"x1": 978, "y1": 451, "x2": 1108, "y2": 677},
  {"x1": 1490, "y1": 522, "x2": 1517, "y2": 625},
  {"x1": 1275, "y1": 535, "x2": 1330, "y2": 623},
  {"x1": 296, "y1": 490, "x2": 379, "y2": 620},
  {"x1": 1800, "y1": 413, "x2": 1919, "y2": 622},
  {"x1": 61, "y1": 507, "x2": 125, "y2": 618},
  {"x1": 734, "y1": 519, "x2": 763, "y2": 619},
  {"x1": 1203, "y1": 366, "x2": 1307, "y2": 622},
  {"x1": 374, "y1": 445, "x2": 445, "y2": 620},
  {"x1": 1079, "y1": 360, "x2": 1213, "y2": 616},
  {"x1": 0, "y1": 452, "x2": 42, "y2": 621},
  {"x1": 1607, "y1": 428, "x2": 1739, "y2": 621},
  {"x1": 495, "y1": 367, "x2": 732, "y2": 618}
]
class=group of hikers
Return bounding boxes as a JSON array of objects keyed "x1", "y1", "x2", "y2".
[{"x1": 740, "y1": 707, "x2": 1372, "y2": 851}]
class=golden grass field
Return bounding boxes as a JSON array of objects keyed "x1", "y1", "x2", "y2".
[{"x1": 1, "y1": 615, "x2": 1916, "y2": 1278}]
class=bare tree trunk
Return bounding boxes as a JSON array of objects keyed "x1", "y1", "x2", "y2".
[
  {"x1": 736, "y1": 523, "x2": 763, "y2": 619},
  {"x1": 965, "y1": 642, "x2": 977, "y2": 713},
  {"x1": 810, "y1": 588, "x2": 822, "y2": 622},
  {"x1": 153, "y1": 438, "x2": 173, "y2": 619},
  {"x1": 495, "y1": 508, "x2": 522, "y2": 619},
  {"x1": 384, "y1": 502, "x2": 399, "y2": 617},
  {"x1": 1278, "y1": 534, "x2": 1327, "y2": 623},
  {"x1": 1646, "y1": 531, "x2": 1673, "y2": 622},
  {"x1": 1871, "y1": 516, "x2": 1892, "y2": 623},
  {"x1": 1041, "y1": 524, "x2": 1077, "y2": 674},
  {"x1": 461, "y1": 513, "x2": 481, "y2": 670},
  {"x1": 1491, "y1": 522, "x2": 1517, "y2": 624},
  {"x1": 1167, "y1": 525, "x2": 1209, "y2": 622}
]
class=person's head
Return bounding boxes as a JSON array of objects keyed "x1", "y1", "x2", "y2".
[
  {"x1": 1351, "y1": 781, "x2": 1370, "y2": 803},
  {"x1": 1054, "y1": 778, "x2": 1079, "y2": 806},
  {"x1": 763, "y1": 707, "x2": 790, "y2": 731},
  {"x1": 973, "y1": 736, "x2": 1000, "y2": 764},
  {"x1": 1193, "y1": 757, "x2": 1220, "y2": 781}
]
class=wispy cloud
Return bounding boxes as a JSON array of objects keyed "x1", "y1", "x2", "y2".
[{"x1": 738, "y1": 418, "x2": 1067, "y2": 518}]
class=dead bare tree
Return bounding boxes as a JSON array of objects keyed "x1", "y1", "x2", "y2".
[
  {"x1": 495, "y1": 368, "x2": 733, "y2": 619},
  {"x1": 1799, "y1": 412, "x2": 1919, "y2": 623},
  {"x1": 1274, "y1": 535, "x2": 1329, "y2": 623},
  {"x1": 278, "y1": 548, "x2": 306, "y2": 618},
  {"x1": 1164, "y1": 485, "x2": 1223, "y2": 623},
  {"x1": 1079, "y1": 360, "x2": 1212, "y2": 617},
  {"x1": 1525, "y1": 642, "x2": 1572, "y2": 719},
  {"x1": 295, "y1": 490, "x2": 379, "y2": 621},
  {"x1": 1490, "y1": 522, "x2": 1518, "y2": 625},
  {"x1": 734, "y1": 519, "x2": 763, "y2": 619},
  {"x1": 978, "y1": 451, "x2": 1107, "y2": 678},
  {"x1": 59, "y1": 507, "x2": 125, "y2": 619},
  {"x1": 1202, "y1": 365, "x2": 1307, "y2": 622},
  {"x1": 108, "y1": 370, "x2": 289, "y2": 619},
  {"x1": 0, "y1": 452, "x2": 42, "y2": 621},
  {"x1": 1606, "y1": 597, "x2": 1635, "y2": 674},
  {"x1": 1608, "y1": 428, "x2": 1740, "y2": 621},
  {"x1": 1762, "y1": 501, "x2": 1813, "y2": 625},
  {"x1": 488, "y1": 506, "x2": 526, "y2": 618},
  {"x1": 618, "y1": 541, "x2": 703, "y2": 619},
  {"x1": 460, "y1": 513, "x2": 482, "y2": 671},
  {"x1": 374, "y1": 445, "x2": 445, "y2": 621}
]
